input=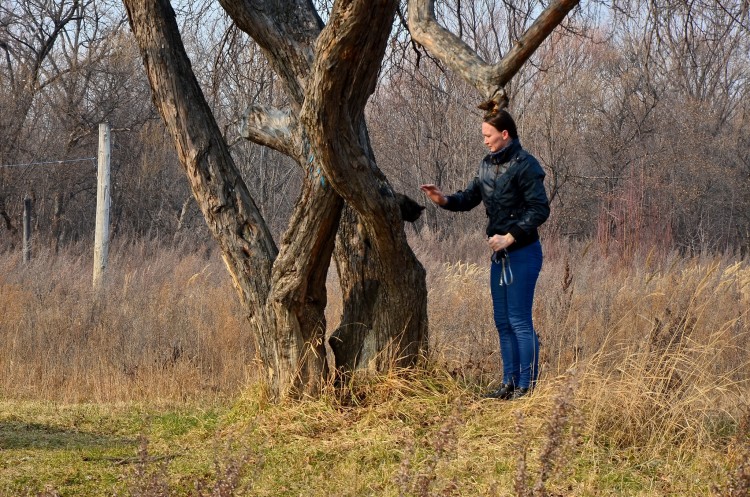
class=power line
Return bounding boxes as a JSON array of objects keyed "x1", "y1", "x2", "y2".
[{"x1": 0, "y1": 157, "x2": 96, "y2": 169}]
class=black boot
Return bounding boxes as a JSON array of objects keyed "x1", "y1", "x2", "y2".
[
  {"x1": 483, "y1": 383, "x2": 515, "y2": 400},
  {"x1": 510, "y1": 387, "x2": 530, "y2": 400}
]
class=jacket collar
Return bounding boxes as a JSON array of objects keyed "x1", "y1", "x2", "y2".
[{"x1": 487, "y1": 138, "x2": 521, "y2": 165}]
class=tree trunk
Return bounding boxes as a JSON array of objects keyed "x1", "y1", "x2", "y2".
[
  {"x1": 125, "y1": 0, "x2": 429, "y2": 399},
  {"x1": 0, "y1": 193, "x2": 15, "y2": 235},
  {"x1": 303, "y1": 0, "x2": 428, "y2": 375},
  {"x1": 124, "y1": 0, "x2": 343, "y2": 399},
  {"x1": 224, "y1": 0, "x2": 429, "y2": 376},
  {"x1": 51, "y1": 191, "x2": 64, "y2": 253},
  {"x1": 259, "y1": 164, "x2": 344, "y2": 397},
  {"x1": 331, "y1": 205, "x2": 427, "y2": 374},
  {"x1": 329, "y1": 205, "x2": 381, "y2": 372}
]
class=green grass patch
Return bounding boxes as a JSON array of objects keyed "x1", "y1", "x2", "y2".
[{"x1": 0, "y1": 371, "x2": 744, "y2": 496}]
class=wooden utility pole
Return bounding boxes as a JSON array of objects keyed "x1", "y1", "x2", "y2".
[
  {"x1": 22, "y1": 195, "x2": 32, "y2": 263},
  {"x1": 93, "y1": 123, "x2": 111, "y2": 288}
]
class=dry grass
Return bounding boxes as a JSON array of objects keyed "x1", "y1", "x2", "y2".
[
  {"x1": 425, "y1": 235, "x2": 750, "y2": 387},
  {"x1": 0, "y1": 241, "x2": 249, "y2": 403},
  {"x1": 2, "y1": 234, "x2": 748, "y2": 404},
  {"x1": 1, "y1": 235, "x2": 749, "y2": 495}
]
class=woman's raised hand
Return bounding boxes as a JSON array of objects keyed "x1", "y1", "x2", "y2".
[{"x1": 420, "y1": 184, "x2": 448, "y2": 206}]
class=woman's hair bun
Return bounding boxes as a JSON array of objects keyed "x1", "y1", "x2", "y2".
[{"x1": 478, "y1": 92, "x2": 509, "y2": 119}]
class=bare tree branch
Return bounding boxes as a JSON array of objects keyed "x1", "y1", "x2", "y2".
[
  {"x1": 408, "y1": 0, "x2": 580, "y2": 108},
  {"x1": 218, "y1": 0, "x2": 322, "y2": 109},
  {"x1": 240, "y1": 104, "x2": 299, "y2": 157}
]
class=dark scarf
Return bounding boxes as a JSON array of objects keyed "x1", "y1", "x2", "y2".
[{"x1": 488, "y1": 138, "x2": 521, "y2": 165}]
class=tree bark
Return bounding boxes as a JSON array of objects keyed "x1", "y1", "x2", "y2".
[
  {"x1": 303, "y1": 0, "x2": 428, "y2": 374},
  {"x1": 124, "y1": 0, "x2": 341, "y2": 398},
  {"x1": 226, "y1": 0, "x2": 429, "y2": 375},
  {"x1": 261, "y1": 171, "x2": 343, "y2": 396},
  {"x1": 125, "y1": 0, "x2": 430, "y2": 399}
]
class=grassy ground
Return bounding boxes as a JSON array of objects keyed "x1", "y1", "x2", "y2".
[
  {"x1": 1, "y1": 237, "x2": 748, "y2": 495},
  {"x1": 1, "y1": 368, "x2": 747, "y2": 496}
]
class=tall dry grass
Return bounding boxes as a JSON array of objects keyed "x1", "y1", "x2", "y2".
[
  {"x1": 1, "y1": 234, "x2": 748, "y2": 413},
  {"x1": 425, "y1": 234, "x2": 749, "y2": 386},
  {"x1": 0, "y1": 241, "x2": 249, "y2": 402}
]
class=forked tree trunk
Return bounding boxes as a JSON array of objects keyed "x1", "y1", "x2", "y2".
[
  {"x1": 222, "y1": 0, "x2": 428, "y2": 379},
  {"x1": 124, "y1": 0, "x2": 427, "y2": 399},
  {"x1": 302, "y1": 0, "x2": 428, "y2": 376},
  {"x1": 211, "y1": 0, "x2": 428, "y2": 377},
  {"x1": 124, "y1": 0, "x2": 575, "y2": 399}
]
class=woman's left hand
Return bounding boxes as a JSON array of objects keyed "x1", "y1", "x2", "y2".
[{"x1": 488, "y1": 233, "x2": 515, "y2": 252}]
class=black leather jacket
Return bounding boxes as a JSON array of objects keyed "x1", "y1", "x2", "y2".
[{"x1": 441, "y1": 139, "x2": 550, "y2": 251}]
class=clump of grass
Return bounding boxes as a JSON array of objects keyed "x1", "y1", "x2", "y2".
[
  {"x1": 127, "y1": 432, "x2": 252, "y2": 497},
  {"x1": 395, "y1": 401, "x2": 463, "y2": 497},
  {"x1": 129, "y1": 434, "x2": 173, "y2": 497},
  {"x1": 34, "y1": 487, "x2": 60, "y2": 497},
  {"x1": 514, "y1": 409, "x2": 530, "y2": 497},
  {"x1": 425, "y1": 260, "x2": 499, "y2": 381},
  {"x1": 513, "y1": 373, "x2": 580, "y2": 497},
  {"x1": 575, "y1": 324, "x2": 746, "y2": 461},
  {"x1": 714, "y1": 408, "x2": 750, "y2": 497}
]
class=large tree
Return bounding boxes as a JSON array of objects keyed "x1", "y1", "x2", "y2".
[{"x1": 121, "y1": 0, "x2": 577, "y2": 399}]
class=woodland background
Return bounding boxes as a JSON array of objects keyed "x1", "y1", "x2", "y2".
[
  {"x1": 2, "y1": 0, "x2": 749, "y2": 257},
  {"x1": 1, "y1": 1, "x2": 749, "y2": 495}
]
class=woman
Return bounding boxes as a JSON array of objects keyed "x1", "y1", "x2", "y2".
[{"x1": 421, "y1": 109, "x2": 550, "y2": 400}]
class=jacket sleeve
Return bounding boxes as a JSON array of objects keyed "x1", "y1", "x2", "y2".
[
  {"x1": 507, "y1": 159, "x2": 550, "y2": 243},
  {"x1": 440, "y1": 176, "x2": 483, "y2": 212}
]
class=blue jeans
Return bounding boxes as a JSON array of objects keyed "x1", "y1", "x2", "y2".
[{"x1": 490, "y1": 240, "x2": 542, "y2": 389}]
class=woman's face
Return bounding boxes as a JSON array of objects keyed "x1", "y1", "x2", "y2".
[{"x1": 482, "y1": 122, "x2": 510, "y2": 153}]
